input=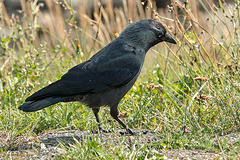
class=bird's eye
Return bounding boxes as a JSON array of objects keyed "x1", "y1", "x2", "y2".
[
  {"x1": 157, "y1": 32, "x2": 164, "y2": 38},
  {"x1": 154, "y1": 30, "x2": 164, "y2": 38}
]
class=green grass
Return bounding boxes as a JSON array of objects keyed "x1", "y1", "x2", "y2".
[{"x1": 0, "y1": 0, "x2": 239, "y2": 159}]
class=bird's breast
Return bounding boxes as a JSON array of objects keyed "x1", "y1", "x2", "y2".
[{"x1": 79, "y1": 73, "x2": 139, "y2": 108}]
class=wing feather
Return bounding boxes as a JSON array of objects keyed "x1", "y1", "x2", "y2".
[{"x1": 26, "y1": 53, "x2": 141, "y2": 101}]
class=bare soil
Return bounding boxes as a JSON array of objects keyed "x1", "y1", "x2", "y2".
[{"x1": 0, "y1": 130, "x2": 239, "y2": 159}]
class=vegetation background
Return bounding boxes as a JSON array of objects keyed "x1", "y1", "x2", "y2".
[{"x1": 0, "y1": 0, "x2": 239, "y2": 159}]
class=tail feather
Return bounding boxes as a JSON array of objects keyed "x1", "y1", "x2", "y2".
[{"x1": 18, "y1": 97, "x2": 66, "y2": 112}]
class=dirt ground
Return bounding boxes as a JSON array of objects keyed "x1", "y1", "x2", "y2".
[{"x1": 0, "y1": 130, "x2": 239, "y2": 159}]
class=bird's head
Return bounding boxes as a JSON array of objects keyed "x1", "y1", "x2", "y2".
[{"x1": 119, "y1": 19, "x2": 177, "y2": 52}]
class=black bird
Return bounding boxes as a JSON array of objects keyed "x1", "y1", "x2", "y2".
[{"x1": 19, "y1": 19, "x2": 177, "y2": 135}]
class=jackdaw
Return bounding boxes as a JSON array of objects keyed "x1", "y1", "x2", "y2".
[{"x1": 19, "y1": 19, "x2": 177, "y2": 135}]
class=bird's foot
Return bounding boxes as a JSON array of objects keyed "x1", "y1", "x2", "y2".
[
  {"x1": 119, "y1": 128, "x2": 135, "y2": 136},
  {"x1": 119, "y1": 129, "x2": 149, "y2": 135},
  {"x1": 92, "y1": 127, "x2": 111, "y2": 134}
]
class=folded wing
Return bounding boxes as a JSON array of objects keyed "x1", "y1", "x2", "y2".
[{"x1": 25, "y1": 54, "x2": 141, "y2": 102}]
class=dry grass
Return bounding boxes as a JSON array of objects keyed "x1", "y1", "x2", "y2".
[{"x1": 0, "y1": 0, "x2": 239, "y2": 159}]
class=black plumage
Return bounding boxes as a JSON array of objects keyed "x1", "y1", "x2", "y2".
[{"x1": 19, "y1": 19, "x2": 177, "y2": 135}]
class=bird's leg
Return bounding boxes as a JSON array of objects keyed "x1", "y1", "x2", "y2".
[
  {"x1": 92, "y1": 108, "x2": 110, "y2": 133},
  {"x1": 110, "y1": 104, "x2": 135, "y2": 135}
]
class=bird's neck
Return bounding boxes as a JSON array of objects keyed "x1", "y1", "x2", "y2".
[{"x1": 119, "y1": 36, "x2": 151, "y2": 52}]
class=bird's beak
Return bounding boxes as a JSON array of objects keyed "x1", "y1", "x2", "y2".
[{"x1": 163, "y1": 32, "x2": 177, "y2": 44}]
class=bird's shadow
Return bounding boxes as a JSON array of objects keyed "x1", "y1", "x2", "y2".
[
  {"x1": 39, "y1": 130, "x2": 94, "y2": 148},
  {"x1": 39, "y1": 129, "x2": 150, "y2": 148},
  {"x1": 1, "y1": 129, "x2": 153, "y2": 152},
  {"x1": 41, "y1": 135, "x2": 86, "y2": 147}
]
